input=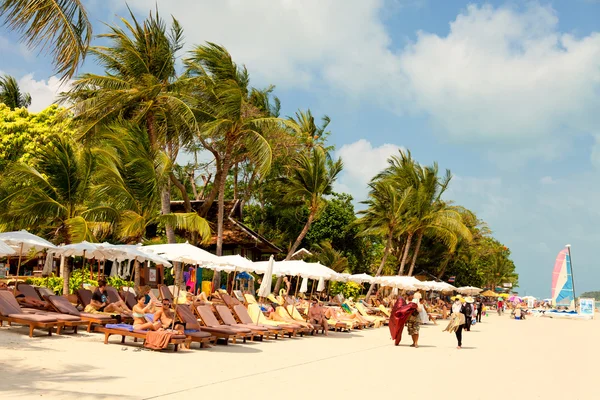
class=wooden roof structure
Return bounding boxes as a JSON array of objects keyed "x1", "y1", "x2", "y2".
[{"x1": 170, "y1": 199, "x2": 282, "y2": 254}]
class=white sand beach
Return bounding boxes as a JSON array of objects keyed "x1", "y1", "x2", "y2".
[{"x1": 1, "y1": 314, "x2": 597, "y2": 400}]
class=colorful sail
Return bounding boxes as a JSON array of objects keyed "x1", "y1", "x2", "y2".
[{"x1": 551, "y1": 248, "x2": 574, "y2": 308}]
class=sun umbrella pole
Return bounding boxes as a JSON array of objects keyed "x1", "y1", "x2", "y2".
[
  {"x1": 14, "y1": 243, "x2": 24, "y2": 294},
  {"x1": 310, "y1": 279, "x2": 316, "y2": 301},
  {"x1": 230, "y1": 268, "x2": 237, "y2": 295}
]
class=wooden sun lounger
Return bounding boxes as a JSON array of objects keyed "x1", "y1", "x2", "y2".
[
  {"x1": 215, "y1": 305, "x2": 271, "y2": 340},
  {"x1": 194, "y1": 305, "x2": 252, "y2": 343},
  {"x1": 15, "y1": 283, "x2": 52, "y2": 310},
  {"x1": 95, "y1": 326, "x2": 189, "y2": 351},
  {"x1": 0, "y1": 291, "x2": 64, "y2": 337},
  {"x1": 230, "y1": 303, "x2": 285, "y2": 338},
  {"x1": 46, "y1": 295, "x2": 116, "y2": 332},
  {"x1": 176, "y1": 304, "x2": 237, "y2": 345}
]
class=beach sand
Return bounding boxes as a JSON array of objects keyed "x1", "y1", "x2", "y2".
[{"x1": 1, "y1": 313, "x2": 598, "y2": 400}]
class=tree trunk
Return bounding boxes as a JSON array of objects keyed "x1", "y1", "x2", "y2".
[
  {"x1": 133, "y1": 260, "x2": 141, "y2": 290},
  {"x1": 212, "y1": 152, "x2": 232, "y2": 290},
  {"x1": 60, "y1": 256, "x2": 69, "y2": 295},
  {"x1": 407, "y1": 230, "x2": 424, "y2": 276},
  {"x1": 274, "y1": 210, "x2": 316, "y2": 293},
  {"x1": 189, "y1": 170, "x2": 200, "y2": 200},
  {"x1": 170, "y1": 172, "x2": 191, "y2": 212},
  {"x1": 233, "y1": 162, "x2": 238, "y2": 200},
  {"x1": 365, "y1": 231, "x2": 393, "y2": 301},
  {"x1": 437, "y1": 253, "x2": 453, "y2": 279},
  {"x1": 397, "y1": 231, "x2": 414, "y2": 275},
  {"x1": 198, "y1": 164, "x2": 221, "y2": 216}
]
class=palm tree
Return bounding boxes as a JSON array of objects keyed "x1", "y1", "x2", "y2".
[
  {"x1": 62, "y1": 10, "x2": 196, "y2": 244},
  {"x1": 0, "y1": 74, "x2": 31, "y2": 109},
  {"x1": 93, "y1": 123, "x2": 211, "y2": 287},
  {"x1": 377, "y1": 150, "x2": 471, "y2": 275},
  {"x1": 357, "y1": 179, "x2": 413, "y2": 300},
  {"x1": 0, "y1": 0, "x2": 91, "y2": 79},
  {"x1": 283, "y1": 147, "x2": 343, "y2": 259},
  {"x1": 312, "y1": 240, "x2": 348, "y2": 273},
  {"x1": 0, "y1": 134, "x2": 110, "y2": 243}
]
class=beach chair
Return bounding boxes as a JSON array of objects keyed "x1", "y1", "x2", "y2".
[
  {"x1": 232, "y1": 290, "x2": 245, "y2": 303},
  {"x1": 96, "y1": 325, "x2": 189, "y2": 351},
  {"x1": 195, "y1": 305, "x2": 253, "y2": 343},
  {"x1": 176, "y1": 304, "x2": 237, "y2": 345},
  {"x1": 214, "y1": 305, "x2": 269, "y2": 340},
  {"x1": 158, "y1": 285, "x2": 173, "y2": 302},
  {"x1": 244, "y1": 303, "x2": 301, "y2": 338},
  {"x1": 15, "y1": 283, "x2": 51, "y2": 310},
  {"x1": 220, "y1": 292, "x2": 242, "y2": 309},
  {"x1": 230, "y1": 304, "x2": 284, "y2": 338},
  {"x1": 0, "y1": 291, "x2": 64, "y2": 337},
  {"x1": 46, "y1": 295, "x2": 116, "y2": 332},
  {"x1": 122, "y1": 291, "x2": 137, "y2": 310},
  {"x1": 355, "y1": 302, "x2": 387, "y2": 327}
]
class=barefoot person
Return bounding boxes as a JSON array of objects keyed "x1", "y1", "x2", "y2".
[
  {"x1": 389, "y1": 294, "x2": 418, "y2": 346},
  {"x1": 132, "y1": 294, "x2": 161, "y2": 331},
  {"x1": 87, "y1": 278, "x2": 131, "y2": 316},
  {"x1": 407, "y1": 292, "x2": 423, "y2": 348},
  {"x1": 153, "y1": 298, "x2": 183, "y2": 332},
  {"x1": 307, "y1": 300, "x2": 328, "y2": 336}
]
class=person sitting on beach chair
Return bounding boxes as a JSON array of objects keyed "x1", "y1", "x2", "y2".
[
  {"x1": 308, "y1": 300, "x2": 328, "y2": 336},
  {"x1": 86, "y1": 279, "x2": 131, "y2": 316},
  {"x1": 153, "y1": 298, "x2": 183, "y2": 332},
  {"x1": 132, "y1": 294, "x2": 161, "y2": 331}
]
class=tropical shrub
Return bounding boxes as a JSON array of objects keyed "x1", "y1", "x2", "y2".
[{"x1": 329, "y1": 281, "x2": 362, "y2": 299}]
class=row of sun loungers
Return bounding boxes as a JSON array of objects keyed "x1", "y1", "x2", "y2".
[{"x1": 0, "y1": 283, "x2": 390, "y2": 352}]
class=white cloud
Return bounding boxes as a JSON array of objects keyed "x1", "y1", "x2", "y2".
[
  {"x1": 540, "y1": 176, "x2": 556, "y2": 184},
  {"x1": 115, "y1": 2, "x2": 600, "y2": 162},
  {"x1": 399, "y1": 4, "x2": 600, "y2": 151},
  {"x1": 334, "y1": 139, "x2": 403, "y2": 202},
  {"x1": 16, "y1": 74, "x2": 71, "y2": 112}
]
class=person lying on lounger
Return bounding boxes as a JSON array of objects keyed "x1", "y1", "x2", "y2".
[
  {"x1": 0, "y1": 282, "x2": 49, "y2": 309},
  {"x1": 132, "y1": 294, "x2": 161, "y2": 331}
]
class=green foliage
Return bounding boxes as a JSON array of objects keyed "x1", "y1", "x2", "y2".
[
  {"x1": 106, "y1": 276, "x2": 134, "y2": 291},
  {"x1": 25, "y1": 271, "x2": 132, "y2": 294},
  {"x1": 0, "y1": 104, "x2": 74, "y2": 171},
  {"x1": 329, "y1": 281, "x2": 362, "y2": 299},
  {"x1": 0, "y1": 74, "x2": 31, "y2": 110},
  {"x1": 68, "y1": 268, "x2": 98, "y2": 294},
  {"x1": 580, "y1": 292, "x2": 600, "y2": 301},
  {"x1": 25, "y1": 276, "x2": 63, "y2": 294},
  {"x1": 164, "y1": 267, "x2": 174, "y2": 286}
]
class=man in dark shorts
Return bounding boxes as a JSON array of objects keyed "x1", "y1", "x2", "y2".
[{"x1": 87, "y1": 278, "x2": 130, "y2": 315}]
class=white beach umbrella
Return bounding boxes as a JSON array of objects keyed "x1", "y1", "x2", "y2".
[
  {"x1": 104, "y1": 244, "x2": 172, "y2": 267},
  {"x1": 456, "y1": 286, "x2": 483, "y2": 295},
  {"x1": 52, "y1": 241, "x2": 118, "y2": 260},
  {"x1": 0, "y1": 230, "x2": 56, "y2": 278},
  {"x1": 216, "y1": 255, "x2": 256, "y2": 272},
  {"x1": 0, "y1": 239, "x2": 16, "y2": 257},
  {"x1": 0, "y1": 230, "x2": 56, "y2": 253},
  {"x1": 300, "y1": 276, "x2": 309, "y2": 293},
  {"x1": 257, "y1": 255, "x2": 274, "y2": 298},
  {"x1": 143, "y1": 243, "x2": 220, "y2": 265},
  {"x1": 349, "y1": 273, "x2": 374, "y2": 284},
  {"x1": 317, "y1": 277, "x2": 325, "y2": 292}
]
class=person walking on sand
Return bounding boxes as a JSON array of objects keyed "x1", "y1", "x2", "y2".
[
  {"x1": 445, "y1": 298, "x2": 466, "y2": 349},
  {"x1": 476, "y1": 297, "x2": 483, "y2": 323},
  {"x1": 497, "y1": 299, "x2": 504, "y2": 316},
  {"x1": 464, "y1": 297, "x2": 474, "y2": 331},
  {"x1": 407, "y1": 292, "x2": 423, "y2": 348},
  {"x1": 389, "y1": 294, "x2": 418, "y2": 346}
]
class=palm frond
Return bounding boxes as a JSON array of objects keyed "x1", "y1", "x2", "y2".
[{"x1": 0, "y1": 0, "x2": 91, "y2": 80}]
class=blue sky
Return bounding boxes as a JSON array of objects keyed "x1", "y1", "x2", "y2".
[{"x1": 2, "y1": 0, "x2": 600, "y2": 297}]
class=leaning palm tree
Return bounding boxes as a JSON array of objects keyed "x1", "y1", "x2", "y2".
[
  {"x1": 184, "y1": 43, "x2": 296, "y2": 280},
  {"x1": 271, "y1": 147, "x2": 342, "y2": 292},
  {"x1": 0, "y1": 0, "x2": 91, "y2": 79},
  {"x1": 62, "y1": 9, "x2": 196, "y2": 244},
  {"x1": 357, "y1": 179, "x2": 413, "y2": 300},
  {"x1": 0, "y1": 74, "x2": 31, "y2": 109},
  {"x1": 93, "y1": 123, "x2": 211, "y2": 286}
]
